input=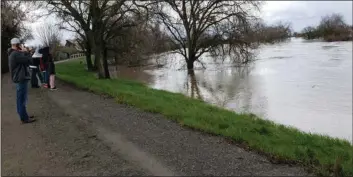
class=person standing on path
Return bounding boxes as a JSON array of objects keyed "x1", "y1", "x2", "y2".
[
  {"x1": 39, "y1": 47, "x2": 50, "y2": 88},
  {"x1": 48, "y1": 53, "x2": 57, "y2": 90},
  {"x1": 8, "y1": 38, "x2": 36, "y2": 124},
  {"x1": 30, "y1": 48, "x2": 43, "y2": 88}
]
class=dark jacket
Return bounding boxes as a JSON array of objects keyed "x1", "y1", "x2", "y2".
[
  {"x1": 39, "y1": 47, "x2": 50, "y2": 70},
  {"x1": 31, "y1": 57, "x2": 41, "y2": 66},
  {"x1": 48, "y1": 54, "x2": 56, "y2": 75},
  {"x1": 8, "y1": 48, "x2": 32, "y2": 83}
]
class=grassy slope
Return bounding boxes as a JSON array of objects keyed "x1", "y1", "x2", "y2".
[{"x1": 56, "y1": 59, "x2": 353, "y2": 176}]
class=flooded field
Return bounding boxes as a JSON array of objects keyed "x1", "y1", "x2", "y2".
[{"x1": 112, "y1": 38, "x2": 352, "y2": 142}]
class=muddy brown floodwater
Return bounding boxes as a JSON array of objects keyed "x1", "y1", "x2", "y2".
[{"x1": 111, "y1": 38, "x2": 352, "y2": 142}]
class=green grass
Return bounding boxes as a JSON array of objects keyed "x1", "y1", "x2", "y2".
[{"x1": 56, "y1": 59, "x2": 353, "y2": 176}]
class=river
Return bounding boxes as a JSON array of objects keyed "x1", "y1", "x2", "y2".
[{"x1": 113, "y1": 38, "x2": 352, "y2": 142}]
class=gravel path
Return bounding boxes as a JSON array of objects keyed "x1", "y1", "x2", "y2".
[{"x1": 1, "y1": 74, "x2": 308, "y2": 176}]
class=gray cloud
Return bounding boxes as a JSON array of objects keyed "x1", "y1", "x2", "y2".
[{"x1": 262, "y1": 1, "x2": 353, "y2": 32}]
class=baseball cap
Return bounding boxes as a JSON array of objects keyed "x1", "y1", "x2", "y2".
[{"x1": 10, "y1": 38, "x2": 21, "y2": 45}]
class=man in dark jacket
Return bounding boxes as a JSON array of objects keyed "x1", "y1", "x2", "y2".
[{"x1": 8, "y1": 38, "x2": 36, "y2": 124}]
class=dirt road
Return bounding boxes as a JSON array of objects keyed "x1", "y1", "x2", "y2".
[{"x1": 1, "y1": 74, "x2": 308, "y2": 176}]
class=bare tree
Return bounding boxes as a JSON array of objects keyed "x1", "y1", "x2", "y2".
[
  {"x1": 318, "y1": 13, "x2": 347, "y2": 32},
  {"x1": 105, "y1": 14, "x2": 168, "y2": 67},
  {"x1": 154, "y1": 0, "x2": 261, "y2": 71},
  {"x1": 246, "y1": 19, "x2": 292, "y2": 43},
  {"x1": 1, "y1": 1, "x2": 34, "y2": 73},
  {"x1": 301, "y1": 26, "x2": 318, "y2": 40},
  {"x1": 35, "y1": 22, "x2": 61, "y2": 50},
  {"x1": 70, "y1": 26, "x2": 94, "y2": 71},
  {"x1": 39, "y1": 0, "x2": 153, "y2": 79},
  {"x1": 89, "y1": 0, "x2": 154, "y2": 78},
  {"x1": 50, "y1": 1, "x2": 95, "y2": 71},
  {"x1": 317, "y1": 13, "x2": 351, "y2": 41},
  {"x1": 300, "y1": 13, "x2": 351, "y2": 42}
]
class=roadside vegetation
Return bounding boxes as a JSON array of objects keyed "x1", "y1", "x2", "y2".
[
  {"x1": 295, "y1": 13, "x2": 352, "y2": 42},
  {"x1": 57, "y1": 59, "x2": 353, "y2": 177}
]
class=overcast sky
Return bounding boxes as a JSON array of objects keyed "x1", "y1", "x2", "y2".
[
  {"x1": 262, "y1": 1, "x2": 352, "y2": 31},
  {"x1": 24, "y1": 1, "x2": 353, "y2": 46}
]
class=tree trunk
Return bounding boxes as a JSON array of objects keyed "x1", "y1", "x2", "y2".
[
  {"x1": 102, "y1": 47, "x2": 110, "y2": 79},
  {"x1": 86, "y1": 31, "x2": 97, "y2": 71},
  {"x1": 187, "y1": 47, "x2": 196, "y2": 70},
  {"x1": 187, "y1": 59, "x2": 194, "y2": 70},
  {"x1": 114, "y1": 55, "x2": 119, "y2": 74},
  {"x1": 95, "y1": 50, "x2": 105, "y2": 79},
  {"x1": 188, "y1": 70, "x2": 202, "y2": 100},
  {"x1": 93, "y1": 37, "x2": 105, "y2": 79},
  {"x1": 94, "y1": 35, "x2": 110, "y2": 79},
  {"x1": 84, "y1": 39, "x2": 94, "y2": 71},
  {"x1": 94, "y1": 56, "x2": 99, "y2": 71},
  {"x1": 91, "y1": 29, "x2": 107, "y2": 79},
  {"x1": 85, "y1": 49, "x2": 93, "y2": 71}
]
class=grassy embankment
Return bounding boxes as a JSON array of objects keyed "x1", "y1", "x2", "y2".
[{"x1": 56, "y1": 59, "x2": 352, "y2": 176}]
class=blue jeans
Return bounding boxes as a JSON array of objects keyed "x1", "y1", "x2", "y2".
[
  {"x1": 16, "y1": 80, "x2": 29, "y2": 121},
  {"x1": 42, "y1": 71, "x2": 48, "y2": 84}
]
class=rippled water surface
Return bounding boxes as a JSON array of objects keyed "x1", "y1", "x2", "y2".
[{"x1": 113, "y1": 38, "x2": 352, "y2": 142}]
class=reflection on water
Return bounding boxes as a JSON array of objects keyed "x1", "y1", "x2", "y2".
[{"x1": 113, "y1": 38, "x2": 352, "y2": 142}]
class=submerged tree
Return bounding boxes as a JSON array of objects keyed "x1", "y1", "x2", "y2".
[
  {"x1": 301, "y1": 26, "x2": 319, "y2": 40},
  {"x1": 246, "y1": 19, "x2": 292, "y2": 43},
  {"x1": 318, "y1": 13, "x2": 347, "y2": 36},
  {"x1": 317, "y1": 13, "x2": 351, "y2": 41},
  {"x1": 300, "y1": 13, "x2": 352, "y2": 42},
  {"x1": 154, "y1": 0, "x2": 261, "y2": 70}
]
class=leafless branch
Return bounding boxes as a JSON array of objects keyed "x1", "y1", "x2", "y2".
[{"x1": 154, "y1": 0, "x2": 260, "y2": 69}]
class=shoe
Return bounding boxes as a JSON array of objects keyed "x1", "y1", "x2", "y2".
[
  {"x1": 50, "y1": 87, "x2": 57, "y2": 90},
  {"x1": 21, "y1": 119, "x2": 36, "y2": 124},
  {"x1": 29, "y1": 115, "x2": 35, "y2": 119},
  {"x1": 43, "y1": 84, "x2": 48, "y2": 88}
]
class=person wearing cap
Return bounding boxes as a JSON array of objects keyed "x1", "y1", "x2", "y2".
[
  {"x1": 30, "y1": 48, "x2": 44, "y2": 88},
  {"x1": 8, "y1": 38, "x2": 36, "y2": 124}
]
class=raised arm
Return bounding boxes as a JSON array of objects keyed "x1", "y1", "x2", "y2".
[{"x1": 15, "y1": 52, "x2": 33, "y2": 65}]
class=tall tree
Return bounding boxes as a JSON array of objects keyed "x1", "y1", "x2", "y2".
[
  {"x1": 154, "y1": 0, "x2": 261, "y2": 70},
  {"x1": 60, "y1": 19, "x2": 94, "y2": 71},
  {"x1": 41, "y1": 0, "x2": 152, "y2": 79},
  {"x1": 300, "y1": 13, "x2": 351, "y2": 41},
  {"x1": 89, "y1": 0, "x2": 152, "y2": 78},
  {"x1": 41, "y1": 0, "x2": 95, "y2": 71},
  {"x1": 1, "y1": 1, "x2": 33, "y2": 73},
  {"x1": 35, "y1": 23, "x2": 61, "y2": 53},
  {"x1": 317, "y1": 13, "x2": 349, "y2": 37}
]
